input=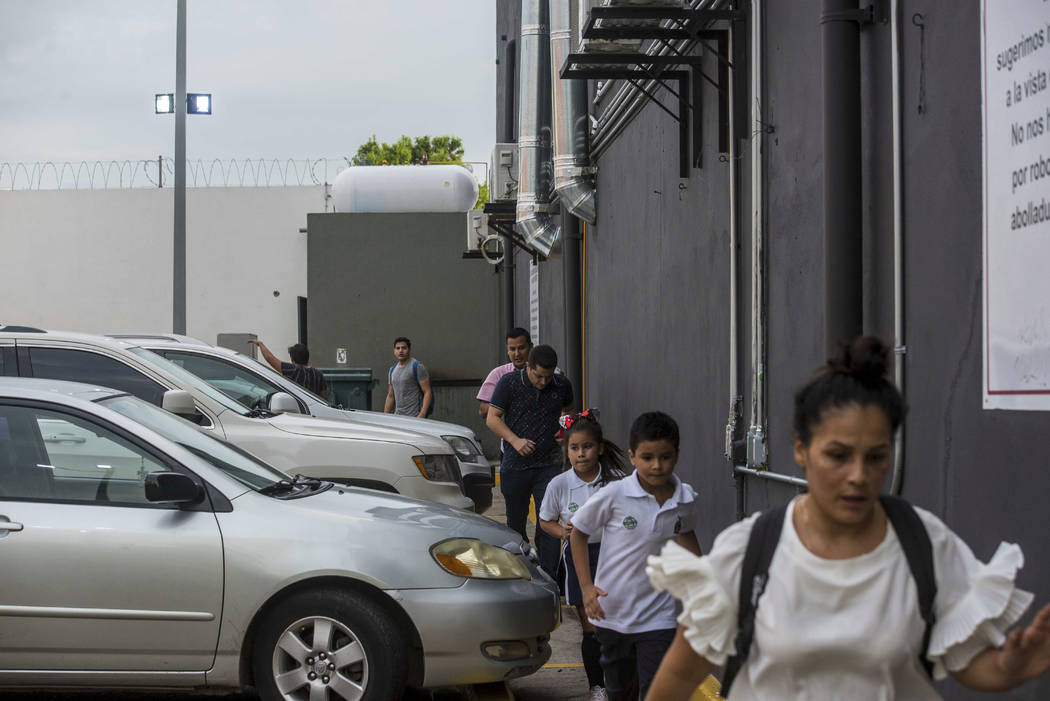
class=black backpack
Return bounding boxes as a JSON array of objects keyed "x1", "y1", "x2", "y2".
[{"x1": 721, "y1": 494, "x2": 936, "y2": 697}]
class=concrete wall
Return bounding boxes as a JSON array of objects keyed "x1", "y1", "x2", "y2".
[
  {"x1": 0, "y1": 186, "x2": 320, "y2": 350},
  {"x1": 305, "y1": 212, "x2": 500, "y2": 450},
  {"x1": 498, "y1": 3, "x2": 1050, "y2": 698}
]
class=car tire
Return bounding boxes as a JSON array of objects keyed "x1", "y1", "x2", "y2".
[{"x1": 253, "y1": 587, "x2": 408, "y2": 701}]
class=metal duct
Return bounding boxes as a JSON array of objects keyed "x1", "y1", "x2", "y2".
[
  {"x1": 550, "y1": 0, "x2": 596, "y2": 223},
  {"x1": 517, "y1": 0, "x2": 561, "y2": 257}
]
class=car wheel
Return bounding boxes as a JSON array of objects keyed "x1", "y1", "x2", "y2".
[{"x1": 253, "y1": 588, "x2": 407, "y2": 701}]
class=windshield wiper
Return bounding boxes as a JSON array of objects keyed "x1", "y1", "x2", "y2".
[
  {"x1": 258, "y1": 473, "x2": 328, "y2": 496},
  {"x1": 246, "y1": 408, "x2": 277, "y2": 418}
]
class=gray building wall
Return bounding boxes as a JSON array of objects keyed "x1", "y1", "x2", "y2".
[
  {"x1": 498, "y1": 2, "x2": 1050, "y2": 698},
  {"x1": 306, "y1": 211, "x2": 500, "y2": 451}
]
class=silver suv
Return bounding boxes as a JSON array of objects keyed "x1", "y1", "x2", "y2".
[
  {"x1": 0, "y1": 378, "x2": 557, "y2": 697},
  {"x1": 0, "y1": 328, "x2": 472, "y2": 510},
  {"x1": 115, "y1": 335, "x2": 494, "y2": 513}
]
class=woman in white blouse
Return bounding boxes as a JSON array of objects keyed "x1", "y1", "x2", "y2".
[{"x1": 645, "y1": 336, "x2": 1050, "y2": 699}]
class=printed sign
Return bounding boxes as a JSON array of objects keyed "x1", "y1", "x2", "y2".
[
  {"x1": 336, "y1": 348, "x2": 347, "y2": 365},
  {"x1": 983, "y1": 0, "x2": 1050, "y2": 409}
]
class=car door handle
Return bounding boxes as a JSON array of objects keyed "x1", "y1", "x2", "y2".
[{"x1": 0, "y1": 521, "x2": 24, "y2": 532}]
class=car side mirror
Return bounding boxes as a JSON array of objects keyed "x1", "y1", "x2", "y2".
[
  {"x1": 145, "y1": 471, "x2": 204, "y2": 505},
  {"x1": 268, "y1": 392, "x2": 301, "y2": 414},
  {"x1": 162, "y1": 390, "x2": 197, "y2": 417}
]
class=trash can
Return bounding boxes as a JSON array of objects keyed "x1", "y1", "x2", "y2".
[{"x1": 318, "y1": 368, "x2": 377, "y2": 411}]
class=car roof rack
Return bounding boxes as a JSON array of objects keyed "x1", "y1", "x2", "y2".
[{"x1": 0, "y1": 325, "x2": 46, "y2": 333}]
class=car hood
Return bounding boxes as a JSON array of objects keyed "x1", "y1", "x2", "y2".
[
  {"x1": 266, "y1": 411, "x2": 450, "y2": 453},
  {"x1": 289, "y1": 486, "x2": 523, "y2": 549},
  {"x1": 332, "y1": 408, "x2": 479, "y2": 442}
]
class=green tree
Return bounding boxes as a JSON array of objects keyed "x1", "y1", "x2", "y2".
[
  {"x1": 475, "y1": 182, "x2": 488, "y2": 210},
  {"x1": 353, "y1": 134, "x2": 465, "y2": 166}
]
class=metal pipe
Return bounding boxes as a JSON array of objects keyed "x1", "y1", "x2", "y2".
[
  {"x1": 889, "y1": 0, "x2": 906, "y2": 494},
  {"x1": 551, "y1": 0, "x2": 596, "y2": 222},
  {"x1": 725, "y1": 17, "x2": 742, "y2": 464},
  {"x1": 562, "y1": 215, "x2": 583, "y2": 391},
  {"x1": 501, "y1": 34, "x2": 517, "y2": 344},
  {"x1": 746, "y1": 0, "x2": 768, "y2": 469},
  {"x1": 735, "y1": 465, "x2": 808, "y2": 489},
  {"x1": 822, "y1": 0, "x2": 864, "y2": 355},
  {"x1": 517, "y1": 0, "x2": 560, "y2": 257},
  {"x1": 504, "y1": 39, "x2": 517, "y2": 143}
]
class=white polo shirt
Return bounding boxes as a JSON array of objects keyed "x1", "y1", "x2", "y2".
[
  {"x1": 538, "y1": 468, "x2": 606, "y2": 544},
  {"x1": 570, "y1": 471, "x2": 698, "y2": 634}
]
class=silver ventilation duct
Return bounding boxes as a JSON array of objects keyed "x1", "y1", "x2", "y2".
[
  {"x1": 550, "y1": 0, "x2": 596, "y2": 223},
  {"x1": 516, "y1": 0, "x2": 561, "y2": 257}
]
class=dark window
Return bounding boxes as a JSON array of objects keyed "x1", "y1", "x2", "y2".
[{"x1": 28, "y1": 348, "x2": 167, "y2": 406}]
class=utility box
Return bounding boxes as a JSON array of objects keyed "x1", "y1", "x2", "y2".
[
  {"x1": 488, "y1": 143, "x2": 519, "y2": 201},
  {"x1": 217, "y1": 333, "x2": 258, "y2": 359},
  {"x1": 319, "y1": 368, "x2": 376, "y2": 411}
]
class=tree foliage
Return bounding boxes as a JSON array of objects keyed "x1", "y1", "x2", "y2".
[{"x1": 352, "y1": 134, "x2": 464, "y2": 166}]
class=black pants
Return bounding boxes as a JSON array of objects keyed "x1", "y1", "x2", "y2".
[
  {"x1": 594, "y1": 627, "x2": 676, "y2": 701},
  {"x1": 499, "y1": 464, "x2": 561, "y2": 579}
]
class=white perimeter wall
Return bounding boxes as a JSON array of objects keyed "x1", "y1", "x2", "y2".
[{"x1": 0, "y1": 186, "x2": 324, "y2": 351}]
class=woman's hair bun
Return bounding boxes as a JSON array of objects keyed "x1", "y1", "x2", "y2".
[{"x1": 827, "y1": 335, "x2": 891, "y2": 382}]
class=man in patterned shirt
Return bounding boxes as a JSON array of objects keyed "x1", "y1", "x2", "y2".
[{"x1": 486, "y1": 344, "x2": 574, "y2": 578}]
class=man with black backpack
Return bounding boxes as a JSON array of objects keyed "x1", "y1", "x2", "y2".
[{"x1": 383, "y1": 336, "x2": 433, "y2": 418}]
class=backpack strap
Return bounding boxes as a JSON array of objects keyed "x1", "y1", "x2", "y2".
[
  {"x1": 879, "y1": 494, "x2": 937, "y2": 679},
  {"x1": 412, "y1": 359, "x2": 420, "y2": 385},
  {"x1": 722, "y1": 504, "x2": 788, "y2": 697}
]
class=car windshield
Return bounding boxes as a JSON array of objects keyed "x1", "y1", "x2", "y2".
[
  {"x1": 126, "y1": 346, "x2": 250, "y2": 416},
  {"x1": 238, "y1": 353, "x2": 333, "y2": 407},
  {"x1": 99, "y1": 394, "x2": 289, "y2": 490}
]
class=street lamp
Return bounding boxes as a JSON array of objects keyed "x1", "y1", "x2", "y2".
[{"x1": 152, "y1": 0, "x2": 212, "y2": 335}]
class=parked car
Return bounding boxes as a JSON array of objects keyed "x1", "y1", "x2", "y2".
[
  {"x1": 111, "y1": 334, "x2": 494, "y2": 513},
  {"x1": 0, "y1": 327, "x2": 472, "y2": 510},
  {"x1": 0, "y1": 378, "x2": 557, "y2": 698}
]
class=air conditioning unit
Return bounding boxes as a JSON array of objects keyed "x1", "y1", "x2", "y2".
[
  {"x1": 488, "y1": 143, "x2": 519, "y2": 201},
  {"x1": 466, "y1": 210, "x2": 489, "y2": 251}
]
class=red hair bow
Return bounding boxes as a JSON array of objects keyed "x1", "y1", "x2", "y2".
[{"x1": 557, "y1": 408, "x2": 600, "y2": 439}]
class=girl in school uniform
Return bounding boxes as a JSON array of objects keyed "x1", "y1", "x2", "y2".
[
  {"x1": 539, "y1": 410, "x2": 628, "y2": 701},
  {"x1": 645, "y1": 336, "x2": 1050, "y2": 699}
]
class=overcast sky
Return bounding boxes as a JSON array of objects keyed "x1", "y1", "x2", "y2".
[{"x1": 0, "y1": 1, "x2": 497, "y2": 173}]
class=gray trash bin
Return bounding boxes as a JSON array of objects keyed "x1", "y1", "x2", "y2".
[{"x1": 318, "y1": 368, "x2": 376, "y2": 411}]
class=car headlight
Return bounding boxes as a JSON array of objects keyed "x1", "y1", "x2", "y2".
[
  {"x1": 442, "y1": 435, "x2": 484, "y2": 463},
  {"x1": 412, "y1": 454, "x2": 458, "y2": 482},
  {"x1": 430, "y1": 538, "x2": 532, "y2": 580}
]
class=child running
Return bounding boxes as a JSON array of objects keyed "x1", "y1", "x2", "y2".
[
  {"x1": 569, "y1": 411, "x2": 702, "y2": 701},
  {"x1": 538, "y1": 409, "x2": 629, "y2": 701}
]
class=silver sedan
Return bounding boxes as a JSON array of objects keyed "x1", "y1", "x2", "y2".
[{"x1": 0, "y1": 379, "x2": 557, "y2": 699}]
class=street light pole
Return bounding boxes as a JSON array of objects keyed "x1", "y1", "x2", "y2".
[{"x1": 174, "y1": 0, "x2": 187, "y2": 335}]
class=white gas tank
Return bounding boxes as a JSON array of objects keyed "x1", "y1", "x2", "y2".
[{"x1": 332, "y1": 165, "x2": 479, "y2": 213}]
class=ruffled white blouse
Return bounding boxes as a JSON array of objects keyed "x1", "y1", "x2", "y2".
[{"x1": 647, "y1": 498, "x2": 1033, "y2": 700}]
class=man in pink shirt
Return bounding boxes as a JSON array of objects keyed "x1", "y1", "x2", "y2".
[{"x1": 477, "y1": 328, "x2": 533, "y2": 419}]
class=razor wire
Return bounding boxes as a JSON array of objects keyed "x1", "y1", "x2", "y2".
[{"x1": 0, "y1": 157, "x2": 351, "y2": 190}]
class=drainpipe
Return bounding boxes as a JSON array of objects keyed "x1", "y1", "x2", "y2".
[
  {"x1": 822, "y1": 0, "x2": 864, "y2": 354},
  {"x1": 501, "y1": 38, "x2": 517, "y2": 336},
  {"x1": 726, "y1": 18, "x2": 746, "y2": 519},
  {"x1": 889, "y1": 0, "x2": 906, "y2": 494},
  {"x1": 563, "y1": 215, "x2": 583, "y2": 391},
  {"x1": 551, "y1": 0, "x2": 596, "y2": 223},
  {"x1": 517, "y1": 0, "x2": 560, "y2": 257},
  {"x1": 746, "y1": 0, "x2": 768, "y2": 470}
]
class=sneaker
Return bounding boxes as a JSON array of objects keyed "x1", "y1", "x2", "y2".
[{"x1": 587, "y1": 686, "x2": 609, "y2": 701}]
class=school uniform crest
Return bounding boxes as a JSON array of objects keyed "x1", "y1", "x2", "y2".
[
  {"x1": 568, "y1": 502, "x2": 579, "y2": 513},
  {"x1": 623, "y1": 516, "x2": 638, "y2": 530}
]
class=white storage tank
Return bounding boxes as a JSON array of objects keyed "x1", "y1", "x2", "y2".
[{"x1": 332, "y1": 165, "x2": 480, "y2": 213}]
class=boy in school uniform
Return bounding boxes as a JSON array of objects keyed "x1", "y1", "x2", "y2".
[{"x1": 569, "y1": 412, "x2": 702, "y2": 701}]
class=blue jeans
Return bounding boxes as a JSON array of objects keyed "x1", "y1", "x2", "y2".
[{"x1": 500, "y1": 464, "x2": 561, "y2": 580}]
